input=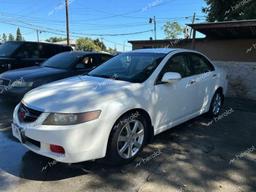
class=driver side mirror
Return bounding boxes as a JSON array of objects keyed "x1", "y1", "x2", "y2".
[{"x1": 161, "y1": 72, "x2": 182, "y2": 83}]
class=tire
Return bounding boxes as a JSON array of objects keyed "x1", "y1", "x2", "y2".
[
  {"x1": 106, "y1": 111, "x2": 148, "y2": 165},
  {"x1": 208, "y1": 91, "x2": 224, "y2": 117}
]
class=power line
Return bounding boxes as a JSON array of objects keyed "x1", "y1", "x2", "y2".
[{"x1": 0, "y1": 19, "x2": 153, "y2": 37}]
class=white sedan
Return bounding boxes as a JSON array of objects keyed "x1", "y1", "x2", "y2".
[{"x1": 12, "y1": 48, "x2": 228, "y2": 164}]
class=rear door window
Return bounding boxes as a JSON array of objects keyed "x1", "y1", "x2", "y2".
[
  {"x1": 40, "y1": 44, "x2": 71, "y2": 58},
  {"x1": 188, "y1": 53, "x2": 214, "y2": 75},
  {"x1": 16, "y1": 43, "x2": 40, "y2": 59}
]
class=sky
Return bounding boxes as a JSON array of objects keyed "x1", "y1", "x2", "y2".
[{"x1": 0, "y1": 0, "x2": 207, "y2": 51}]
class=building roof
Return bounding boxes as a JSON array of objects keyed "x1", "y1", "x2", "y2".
[
  {"x1": 128, "y1": 38, "x2": 191, "y2": 44},
  {"x1": 130, "y1": 48, "x2": 190, "y2": 54},
  {"x1": 130, "y1": 48, "x2": 175, "y2": 54},
  {"x1": 187, "y1": 19, "x2": 256, "y2": 39}
]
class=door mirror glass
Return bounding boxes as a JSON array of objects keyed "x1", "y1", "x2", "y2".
[{"x1": 161, "y1": 72, "x2": 182, "y2": 83}]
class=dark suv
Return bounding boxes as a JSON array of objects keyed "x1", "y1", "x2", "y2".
[{"x1": 0, "y1": 41, "x2": 72, "y2": 73}]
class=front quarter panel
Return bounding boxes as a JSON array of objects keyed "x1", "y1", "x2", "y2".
[{"x1": 97, "y1": 88, "x2": 149, "y2": 157}]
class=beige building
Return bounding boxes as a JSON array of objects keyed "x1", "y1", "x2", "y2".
[{"x1": 129, "y1": 20, "x2": 256, "y2": 100}]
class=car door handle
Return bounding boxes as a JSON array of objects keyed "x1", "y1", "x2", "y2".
[{"x1": 213, "y1": 74, "x2": 217, "y2": 78}]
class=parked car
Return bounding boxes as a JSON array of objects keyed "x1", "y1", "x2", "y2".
[
  {"x1": 0, "y1": 41, "x2": 72, "y2": 73},
  {"x1": 12, "y1": 48, "x2": 228, "y2": 164},
  {"x1": 0, "y1": 51, "x2": 113, "y2": 102}
]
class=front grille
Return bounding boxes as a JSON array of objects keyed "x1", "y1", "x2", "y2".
[{"x1": 18, "y1": 103, "x2": 42, "y2": 123}]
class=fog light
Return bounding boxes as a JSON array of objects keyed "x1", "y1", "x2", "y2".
[{"x1": 50, "y1": 144, "x2": 65, "y2": 154}]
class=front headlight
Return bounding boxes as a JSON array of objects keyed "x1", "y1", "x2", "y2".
[
  {"x1": 11, "y1": 80, "x2": 33, "y2": 88},
  {"x1": 43, "y1": 110, "x2": 101, "y2": 125}
]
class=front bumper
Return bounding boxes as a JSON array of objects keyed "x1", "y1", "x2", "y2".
[{"x1": 12, "y1": 104, "x2": 110, "y2": 163}]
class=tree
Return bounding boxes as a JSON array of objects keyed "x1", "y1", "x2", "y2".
[
  {"x1": 46, "y1": 37, "x2": 67, "y2": 43},
  {"x1": 107, "y1": 47, "x2": 117, "y2": 55},
  {"x1": 163, "y1": 21, "x2": 183, "y2": 39},
  {"x1": 2, "y1": 33, "x2": 7, "y2": 42},
  {"x1": 16, "y1": 28, "x2": 22, "y2": 41},
  {"x1": 76, "y1": 38, "x2": 101, "y2": 51},
  {"x1": 93, "y1": 38, "x2": 107, "y2": 51},
  {"x1": 203, "y1": 0, "x2": 256, "y2": 22},
  {"x1": 8, "y1": 33, "x2": 15, "y2": 41}
]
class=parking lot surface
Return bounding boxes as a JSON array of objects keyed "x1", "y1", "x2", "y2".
[{"x1": 0, "y1": 98, "x2": 255, "y2": 192}]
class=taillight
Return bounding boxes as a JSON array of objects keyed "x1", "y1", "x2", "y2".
[{"x1": 50, "y1": 144, "x2": 65, "y2": 154}]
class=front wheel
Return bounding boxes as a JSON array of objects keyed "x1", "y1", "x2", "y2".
[
  {"x1": 106, "y1": 112, "x2": 147, "y2": 165},
  {"x1": 208, "y1": 91, "x2": 224, "y2": 117}
]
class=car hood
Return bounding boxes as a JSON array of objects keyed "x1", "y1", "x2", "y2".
[
  {"x1": 22, "y1": 75, "x2": 140, "y2": 113},
  {"x1": 0, "y1": 66, "x2": 66, "y2": 81}
]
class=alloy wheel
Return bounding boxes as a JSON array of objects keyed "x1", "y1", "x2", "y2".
[
  {"x1": 117, "y1": 120, "x2": 144, "y2": 159},
  {"x1": 212, "y1": 93, "x2": 222, "y2": 116}
]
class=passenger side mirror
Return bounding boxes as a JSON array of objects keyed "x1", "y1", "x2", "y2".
[{"x1": 161, "y1": 72, "x2": 182, "y2": 83}]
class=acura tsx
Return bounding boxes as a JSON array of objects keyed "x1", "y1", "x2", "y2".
[{"x1": 12, "y1": 48, "x2": 228, "y2": 164}]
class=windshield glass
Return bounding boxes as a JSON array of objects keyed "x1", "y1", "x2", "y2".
[
  {"x1": 0, "y1": 42, "x2": 21, "y2": 57},
  {"x1": 88, "y1": 52, "x2": 166, "y2": 83},
  {"x1": 42, "y1": 52, "x2": 79, "y2": 69}
]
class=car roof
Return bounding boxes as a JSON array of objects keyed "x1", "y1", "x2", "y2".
[
  {"x1": 6, "y1": 41, "x2": 72, "y2": 48},
  {"x1": 130, "y1": 48, "x2": 195, "y2": 54},
  {"x1": 58, "y1": 51, "x2": 112, "y2": 57}
]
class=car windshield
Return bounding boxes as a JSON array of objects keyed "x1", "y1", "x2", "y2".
[
  {"x1": 0, "y1": 42, "x2": 21, "y2": 57},
  {"x1": 88, "y1": 52, "x2": 166, "y2": 83},
  {"x1": 42, "y1": 52, "x2": 80, "y2": 69}
]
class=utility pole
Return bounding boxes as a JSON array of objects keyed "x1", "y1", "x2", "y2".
[
  {"x1": 123, "y1": 41, "x2": 126, "y2": 52},
  {"x1": 36, "y1": 29, "x2": 40, "y2": 42},
  {"x1": 191, "y1": 13, "x2": 197, "y2": 49},
  {"x1": 153, "y1": 16, "x2": 156, "y2": 40},
  {"x1": 149, "y1": 16, "x2": 157, "y2": 40},
  {"x1": 65, "y1": 0, "x2": 70, "y2": 46},
  {"x1": 190, "y1": 12, "x2": 196, "y2": 39}
]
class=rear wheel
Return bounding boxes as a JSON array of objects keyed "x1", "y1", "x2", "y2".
[
  {"x1": 208, "y1": 91, "x2": 224, "y2": 117},
  {"x1": 106, "y1": 112, "x2": 147, "y2": 165}
]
